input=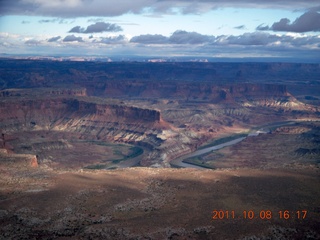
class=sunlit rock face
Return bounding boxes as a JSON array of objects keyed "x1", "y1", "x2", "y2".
[
  {"x1": 0, "y1": 98, "x2": 160, "y2": 129},
  {"x1": 0, "y1": 95, "x2": 169, "y2": 167}
]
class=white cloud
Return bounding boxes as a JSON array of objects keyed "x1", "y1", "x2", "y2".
[{"x1": 1, "y1": 30, "x2": 319, "y2": 61}]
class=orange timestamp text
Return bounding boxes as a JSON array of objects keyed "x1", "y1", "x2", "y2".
[{"x1": 212, "y1": 210, "x2": 307, "y2": 220}]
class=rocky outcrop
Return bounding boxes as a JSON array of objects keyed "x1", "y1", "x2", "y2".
[
  {"x1": 30, "y1": 155, "x2": 38, "y2": 167},
  {"x1": 0, "y1": 150, "x2": 38, "y2": 168},
  {"x1": 95, "y1": 104, "x2": 160, "y2": 122},
  {"x1": 228, "y1": 83, "x2": 287, "y2": 98}
]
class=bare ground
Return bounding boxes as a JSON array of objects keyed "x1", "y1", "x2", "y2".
[{"x1": 0, "y1": 164, "x2": 319, "y2": 239}]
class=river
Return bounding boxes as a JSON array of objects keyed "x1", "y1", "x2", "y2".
[
  {"x1": 170, "y1": 120, "x2": 299, "y2": 169},
  {"x1": 170, "y1": 137, "x2": 247, "y2": 169}
]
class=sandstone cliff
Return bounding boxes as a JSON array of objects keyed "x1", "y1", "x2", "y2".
[{"x1": 0, "y1": 98, "x2": 163, "y2": 152}]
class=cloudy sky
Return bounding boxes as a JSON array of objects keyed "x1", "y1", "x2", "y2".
[{"x1": 0, "y1": 0, "x2": 320, "y2": 61}]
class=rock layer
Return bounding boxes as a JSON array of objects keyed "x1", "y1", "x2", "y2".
[
  {"x1": 0, "y1": 98, "x2": 163, "y2": 157},
  {"x1": 102, "y1": 82, "x2": 289, "y2": 102}
]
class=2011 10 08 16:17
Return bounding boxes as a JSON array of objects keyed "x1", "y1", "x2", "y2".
[{"x1": 212, "y1": 210, "x2": 307, "y2": 220}]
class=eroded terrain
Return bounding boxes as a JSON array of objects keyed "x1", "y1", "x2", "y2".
[{"x1": 0, "y1": 60, "x2": 319, "y2": 239}]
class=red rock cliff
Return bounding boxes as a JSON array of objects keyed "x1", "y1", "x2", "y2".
[{"x1": 0, "y1": 98, "x2": 160, "y2": 130}]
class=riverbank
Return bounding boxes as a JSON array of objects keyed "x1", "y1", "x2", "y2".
[{"x1": 170, "y1": 120, "x2": 310, "y2": 169}]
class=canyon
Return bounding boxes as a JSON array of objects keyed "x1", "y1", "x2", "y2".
[
  {"x1": 0, "y1": 81, "x2": 314, "y2": 168},
  {"x1": 0, "y1": 59, "x2": 319, "y2": 239}
]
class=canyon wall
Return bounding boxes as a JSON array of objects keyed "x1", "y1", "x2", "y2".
[
  {"x1": 0, "y1": 59, "x2": 306, "y2": 105},
  {"x1": 0, "y1": 82, "x2": 290, "y2": 104},
  {"x1": 1, "y1": 60, "x2": 319, "y2": 96},
  {"x1": 0, "y1": 98, "x2": 162, "y2": 149},
  {"x1": 101, "y1": 81, "x2": 289, "y2": 102}
]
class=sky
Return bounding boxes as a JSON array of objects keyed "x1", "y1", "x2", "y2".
[{"x1": 0, "y1": 0, "x2": 320, "y2": 61}]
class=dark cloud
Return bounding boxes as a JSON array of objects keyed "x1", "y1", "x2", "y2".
[
  {"x1": 84, "y1": 22, "x2": 122, "y2": 33},
  {"x1": 257, "y1": 11, "x2": 320, "y2": 32},
  {"x1": 39, "y1": 19, "x2": 57, "y2": 24},
  {"x1": 310, "y1": 6, "x2": 320, "y2": 11},
  {"x1": 38, "y1": 18, "x2": 72, "y2": 24},
  {"x1": 130, "y1": 31, "x2": 214, "y2": 45},
  {"x1": 68, "y1": 22, "x2": 122, "y2": 34},
  {"x1": 63, "y1": 35, "x2": 84, "y2": 42},
  {"x1": 0, "y1": 0, "x2": 152, "y2": 17},
  {"x1": 0, "y1": 0, "x2": 319, "y2": 17},
  {"x1": 68, "y1": 26, "x2": 84, "y2": 33},
  {"x1": 289, "y1": 35, "x2": 320, "y2": 47},
  {"x1": 256, "y1": 24, "x2": 269, "y2": 31},
  {"x1": 272, "y1": 11, "x2": 320, "y2": 32},
  {"x1": 47, "y1": 36, "x2": 61, "y2": 42},
  {"x1": 25, "y1": 39, "x2": 41, "y2": 45},
  {"x1": 96, "y1": 35, "x2": 127, "y2": 44},
  {"x1": 130, "y1": 34, "x2": 168, "y2": 44},
  {"x1": 0, "y1": 0, "x2": 38, "y2": 16},
  {"x1": 128, "y1": 32, "x2": 320, "y2": 60},
  {"x1": 234, "y1": 25, "x2": 246, "y2": 30},
  {"x1": 130, "y1": 31, "x2": 320, "y2": 50},
  {"x1": 216, "y1": 32, "x2": 320, "y2": 49},
  {"x1": 58, "y1": 19, "x2": 73, "y2": 24},
  {"x1": 169, "y1": 30, "x2": 214, "y2": 44},
  {"x1": 87, "y1": 18, "x2": 105, "y2": 23},
  {"x1": 21, "y1": 20, "x2": 30, "y2": 24},
  {"x1": 224, "y1": 32, "x2": 280, "y2": 46}
]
